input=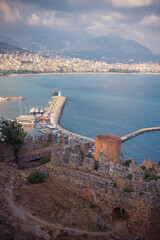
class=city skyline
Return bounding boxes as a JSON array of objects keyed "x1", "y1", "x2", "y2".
[{"x1": 0, "y1": 0, "x2": 160, "y2": 54}]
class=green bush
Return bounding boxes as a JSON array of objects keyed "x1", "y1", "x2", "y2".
[
  {"x1": 123, "y1": 160, "x2": 132, "y2": 167},
  {"x1": 123, "y1": 187, "x2": 134, "y2": 193},
  {"x1": 144, "y1": 170, "x2": 160, "y2": 182},
  {"x1": 127, "y1": 173, "x2": 133, "y2": 180},
  {"x1": 40, "y1": 157, "x2": 51, "y2": 165},
  {"x1": 141, "y1": 166, "x2": 146, "y2": 170},
  {"x1": 27, "y1": 170, "x2": 44, "y2": 184},
  {"x1": 94, "y1": 160, "x2": 99, "y2": 171},
  {"x1": 148, "y1": 167, "x2": 155, "y2": 172}
]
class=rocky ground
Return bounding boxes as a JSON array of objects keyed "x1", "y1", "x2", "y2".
[{"x1": 0, "y1": 161, "x2": 130, "y2": 240}]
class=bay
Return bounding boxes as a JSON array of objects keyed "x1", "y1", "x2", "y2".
[{"x1": 0, "y1": 73, "x2": 160, "y2": 164}]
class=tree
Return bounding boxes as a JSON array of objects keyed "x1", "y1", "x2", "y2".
[{"x1": 0, "y1": 118, "x2": 27, "y2": 164}]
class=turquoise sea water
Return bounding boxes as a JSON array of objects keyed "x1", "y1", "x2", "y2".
[{"x1": 0, "y1": 73, "x2": 160, "y2": 164}]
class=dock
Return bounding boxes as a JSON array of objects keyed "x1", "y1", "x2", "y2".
[
  {"x1": 0, "y1": 96, "x2": 24, "y2": 101},
  {"x1": 121, "y1": 127, "x2": 160, "y2": 142}
]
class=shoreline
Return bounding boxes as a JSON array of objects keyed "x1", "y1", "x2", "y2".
[{"x1": 8, "y1": 71, "x2": 160, "y2": 77}]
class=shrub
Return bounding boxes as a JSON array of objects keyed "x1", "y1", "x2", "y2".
[
  {"x1": 27, "y1": 170, "x2": 44, "y2": 184},
  {"x1": 148, "y1": 167, "x2": 155, "y2": 172},
  {"x1": 123, "y1": 160, "x2": 132, "y2": 167},
  {"x1": 141, "y1": 166, "x2": 146, "y2": 170},
  {"x1": 94, "y1": 160, "x2": 99, "y2": 171},
  {"x1": 40, "y1": 157, "x2": 51, "y2": 165},
  {"x1": 144, "y1": 170, "x2": 160, "y2": 182},
  {"x1": 123, "y1": 187, "x2": 134, "y2": 193},
  {"x1": 127, "y1": 173, "x2": 133, "y2": 180}
]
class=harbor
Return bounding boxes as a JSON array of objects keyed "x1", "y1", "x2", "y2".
[{"x1": 15, "y1": 90, "x2": 160, "y2": 144}]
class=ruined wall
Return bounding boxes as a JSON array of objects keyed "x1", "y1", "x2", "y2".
[
  {"x1": 48, "y1": 165, "x2": 160, "y2": 240},
  {"x1": 141, "y1": 158, "x2": 160, "y2": 175},
  {"x1": 0, "y1": 132, "x2": 90, "y2": 168},
  {"x1": 1, "y1": 132, "x2": 160, "y2": 239},
  {"x1": 94, "y1": 135, "x2": 121, "y2": 163}
]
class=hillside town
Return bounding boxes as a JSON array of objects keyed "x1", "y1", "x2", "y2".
[{"x1": 0, "y1": 52, "x2": 160, "y2": 75}]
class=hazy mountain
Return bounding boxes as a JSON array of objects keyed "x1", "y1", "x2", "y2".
[
  {"x1": 1, "y1": 34, "x2": 160, "y2": 64},
  {"x1": 0, "y1": 42, "x2": 30, "y2": 55},
  {"x1": 63, "y1": 35, "x2": 160, "y2": 63}
]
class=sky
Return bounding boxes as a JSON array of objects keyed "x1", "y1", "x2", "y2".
[{"x1": 0, "y1": 0, "x2": 160, "y2": 53}]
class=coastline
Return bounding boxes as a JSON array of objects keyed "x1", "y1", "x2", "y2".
[{"x1": 8, "y1": 71, "x2": 160, "y2": 77}]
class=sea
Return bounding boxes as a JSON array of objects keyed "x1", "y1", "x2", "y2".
[{"x1": 0, "y1": 73, "x2": 160, "y2": 165}]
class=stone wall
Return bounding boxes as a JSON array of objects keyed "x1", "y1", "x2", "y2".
[
  {"x1": 1, "y1": 132, "x2": 160, "y2": 239},
  {"x1": 48, "y1": 165, "x2": 160, "y2": 240},
  {"x1": 0, "y1": 132, "x2": 90, "y2": 168},
  {"x1": 141, "y1": 157, "x2": 160, "y2": 175}
]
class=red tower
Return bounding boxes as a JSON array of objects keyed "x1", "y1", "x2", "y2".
[{"x1": 94, "y1": 135, "x2": 121, "y2": 163}]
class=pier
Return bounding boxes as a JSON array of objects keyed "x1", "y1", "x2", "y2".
[
  {"x1": 0, "y1": 96, "x2": 24, "y2": 101},
  {"x1": 121, "y1": 127, "x2": 160, "y2": 142}
]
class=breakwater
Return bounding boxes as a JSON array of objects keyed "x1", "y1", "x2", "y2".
[{"x1": 121, "y1": 127, "x2": 160, "y2": 142}]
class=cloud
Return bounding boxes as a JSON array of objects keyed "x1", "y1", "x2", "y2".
[
  {"x1": 102, "y1": 11, "x2": 126, "y2": 21},
  {"x1": 83, "y1": 11, "x2": 127, "y2": 37},
  {"x1": 27, "y1": 10, "x2": 68, "y2": 28},
  {"x1": 27, "y1": 13, "x2": 40, "y2": 25},
  {"x1": 141, "y1": 14, "x2": 160, "y2": 27},
  {"x1": 43, "y1": 11, "x2": 68, "y2": 27},
  {"x1": 0, "y1": 0, "x2": 21, "y2": 22},
  {"x1": 111, "y1": 0, "x2": 155, "y2": 8}
]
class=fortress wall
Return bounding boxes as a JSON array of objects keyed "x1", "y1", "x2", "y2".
[
  {"x1": 48, "y1": 165, "x2": 160, "y2": 239},
  {"x1": 51, "y1": 143, "x2": 160, "y2": 195}
]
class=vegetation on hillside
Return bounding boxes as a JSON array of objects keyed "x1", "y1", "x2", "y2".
[{"x1": 0, "y1": 118, "x2": 27, "y2": 165}]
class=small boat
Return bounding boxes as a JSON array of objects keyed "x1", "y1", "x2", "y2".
[
  {"x1": 40, "y1": 106, "x2": 44, "y2": 114},
  {"x1": 29, "y1": 107, "x2": 36, "y2": 114},
  {"x1": 35, "y1": 106, "x2": 39, "y2": 114}
]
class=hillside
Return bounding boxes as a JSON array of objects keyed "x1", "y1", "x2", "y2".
[
  {"x1": 64, "y1": 35, "x2": 160, "y2": 63},
  {"x1": 0, "y1": 42, "x2": 30, "y2": 55}
]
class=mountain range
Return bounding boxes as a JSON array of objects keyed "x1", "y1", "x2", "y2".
[
  {"x1": 63, "y1": 35, "x2": 160, "y2": 63},
  {"x1": 1, "y1": 34, "x2": 160, "y2": 63}
]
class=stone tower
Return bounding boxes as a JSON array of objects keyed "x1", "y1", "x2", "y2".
[{"x1": 94, "y1": 135, "x2": 121, "y2": 163}]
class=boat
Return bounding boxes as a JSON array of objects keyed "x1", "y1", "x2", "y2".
[
  {"x1": 40, "y1": 106, "x2": 44, "y2": 114},
  {"x1": 35, "y1": 106, "x2": 39, "y2": 114},
  {"x1": 52, "y1": 88, "x2": 58, "y2": 96},
  {"x1": 29, "y1": 107, "x2": 36, "y2": 114}
]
